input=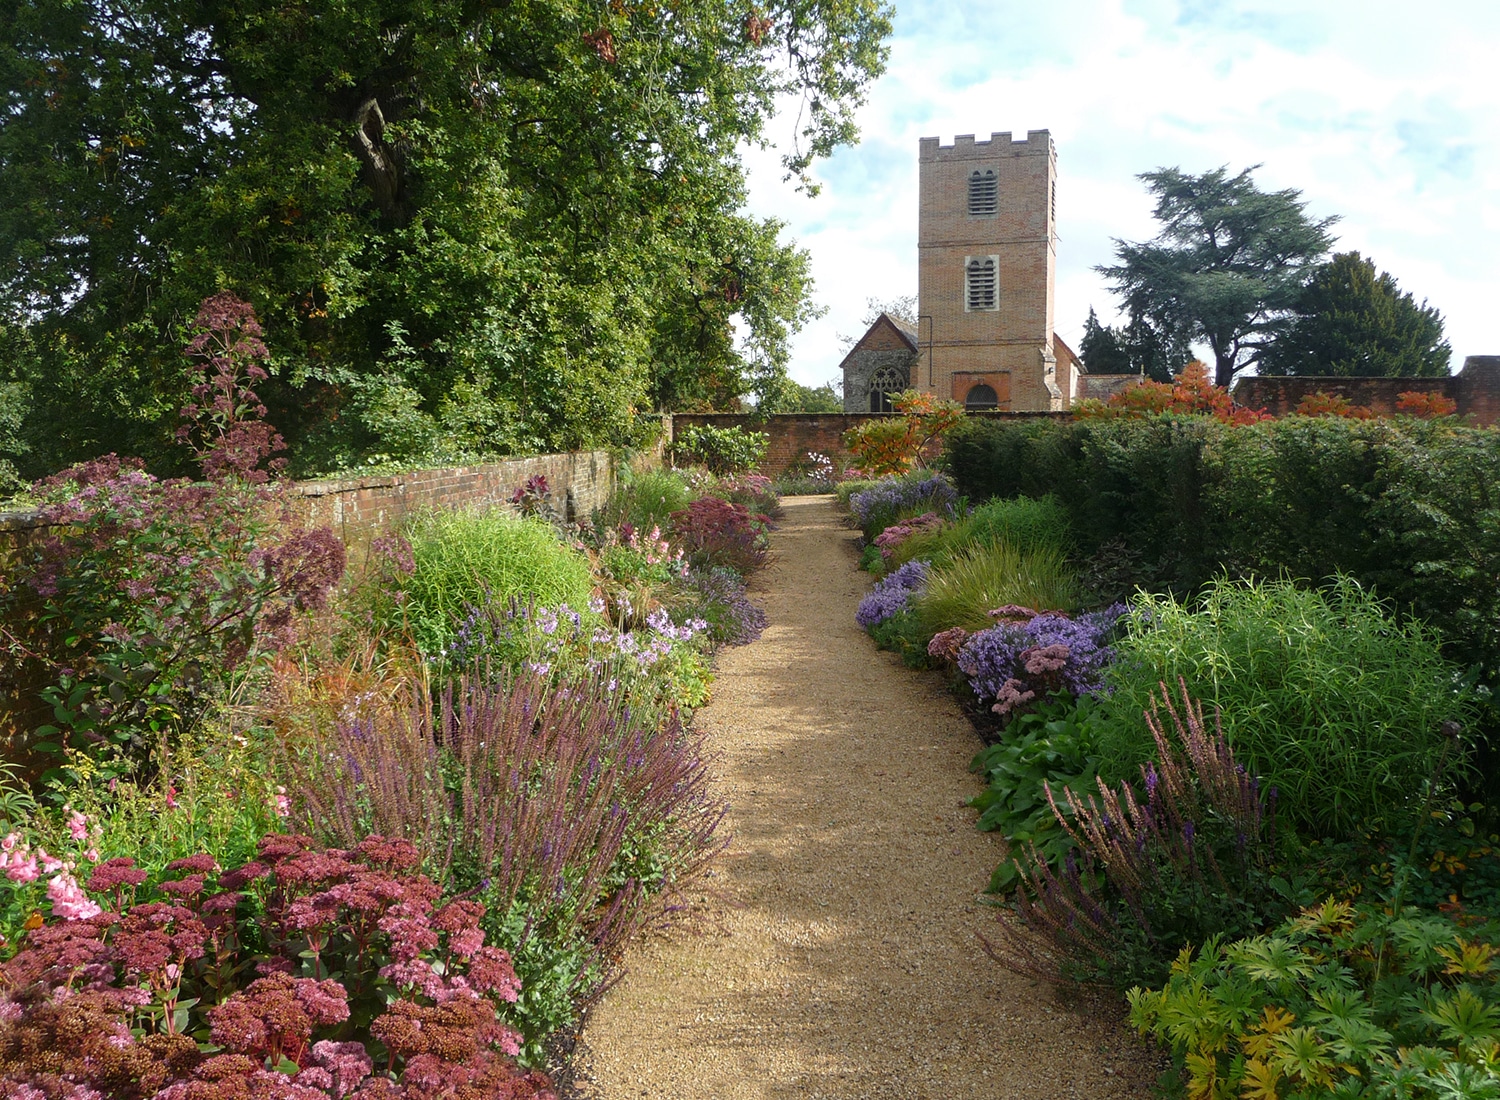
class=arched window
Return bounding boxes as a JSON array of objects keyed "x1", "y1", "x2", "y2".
[
  {"x1": 966, "y1": 256, "x2": 997, "y2": 311},
  {"x1": 868, "y1": 365, "x2": 906, "y2": 413},
  {"x1": 968, "y1": 168, "x2": 998, "y2": 216},
  {"x1": 964, "y1": 383, "x2": 999, "y2": 410}
]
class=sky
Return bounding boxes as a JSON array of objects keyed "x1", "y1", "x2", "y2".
[{"x1": 740, "y1": 0, "x2": 1500, "y2": 390}]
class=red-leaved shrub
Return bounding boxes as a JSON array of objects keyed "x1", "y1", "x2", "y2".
[{"x1": 670, "y1": 496, "x2": 769, "y2": 576}]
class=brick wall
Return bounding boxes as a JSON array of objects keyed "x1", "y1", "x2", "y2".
[
  {"x1": 669, "y1": 412, "x2": 1067, "y2": 478},
  {"x1": 0, "y1": 450, "x2": 621, "y2": 563},
  {"x1": 1231, "y1": 356, "x2": 1500, "y2": 425}
]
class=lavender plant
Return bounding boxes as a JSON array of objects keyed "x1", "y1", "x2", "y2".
[
  {"x1": 993, "y1": 682, "x2": 1283, "y2": 988},
  {"x1": 855, "y1": 559, "x2": 931, "y2": 629}
]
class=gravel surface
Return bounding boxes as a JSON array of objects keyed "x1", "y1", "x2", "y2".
[{"x1": 575, "y1": 495, "x2": 1164, "y2": 1099}]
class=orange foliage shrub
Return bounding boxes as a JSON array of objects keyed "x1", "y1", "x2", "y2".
[
  {"x1": 843, "y1": 390, "x2": 965, "y2": 477},
  {"x1": 1396, "y1": 390, "x2": 1458, "y2": 419},
  {"x1": 1074, "y1": 362, "x2": 1268, "y2": 425},
  {"x1": 1293, "y1": 391, "x2": 1375, "y2": 419}
]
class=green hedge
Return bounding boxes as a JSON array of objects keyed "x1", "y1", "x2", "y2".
[{"x1": 944, "y1": 414, "x2": 1500, "y2": 769}]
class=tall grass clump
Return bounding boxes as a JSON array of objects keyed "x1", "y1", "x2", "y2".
[
  {"x1": 396, "y1": 507, "x2": 595, "y2": 655},
  {"x1": 1097, "y1": 575, "x2": 1472, "y2": 836},
  {"x1": 913, "y1": 543, "x2": 1078, "y2": 637}
]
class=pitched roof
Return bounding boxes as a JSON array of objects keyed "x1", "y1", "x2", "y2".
[{"x1": 837, "y1": 313, "x2": 919, "y2": 373}]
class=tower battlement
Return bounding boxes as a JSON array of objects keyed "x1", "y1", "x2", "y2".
[{"x1": 918, "y1": 130, "x2": 1053, "y2": 161}]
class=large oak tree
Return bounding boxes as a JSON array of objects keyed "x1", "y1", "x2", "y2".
[{"x1": 0, "y1": 0, "x2": 891, "y2": 476}]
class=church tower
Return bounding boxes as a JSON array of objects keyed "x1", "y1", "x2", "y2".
[{"x1": 916, "y1": 130, "x2": 1069, "y2": 411}]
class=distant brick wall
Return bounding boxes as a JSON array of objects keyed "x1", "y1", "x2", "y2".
[
  {"x1": 0, "y1": 451, "x2": 620, "y2": 563},
  {"x1": 1231, "y1": 357, "x2": 1500, "y2": 426},
  {"x1": 669, "y1": 412, "x2": 1066, "y2": 478}
]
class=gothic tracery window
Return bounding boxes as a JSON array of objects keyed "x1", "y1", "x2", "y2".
[{"x1": 868, "y1": 365, "x2": 906, "y2": 412}]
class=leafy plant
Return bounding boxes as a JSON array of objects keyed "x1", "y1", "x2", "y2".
[
  {"x1": 964, "y1": 494, "x2": 1073, "y2": 556},
  {"x1": 848, "y1": 473, "x2": 959, "y2": 540},
  {"x1": 1129, "y1": 899, "x2": 1500, "y2": 1100},
  {"x1": 612, "y1": 468, "x2": 695, "y2": 535},
  {"x1": 672, "y1": 423, "x2": 768, "y2": 475},
  {"x1": 1097, "y1": 575, "x2": 1473, "y2": 837},
  {"x1": 969, "y1": 694, "x2": 1102, "y2": 893}
]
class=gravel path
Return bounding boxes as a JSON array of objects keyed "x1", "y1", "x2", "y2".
[{"x1": 576, "y1": 495, "x2": 1161, "y2": 1099}]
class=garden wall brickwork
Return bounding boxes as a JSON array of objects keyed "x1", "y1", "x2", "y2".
[
  {"x1": 0, "y1": 450, "x2": 621, "y2": 562},
  {"x1": 1231, "y1": 356, "x2": 1500, "y2": 425}
]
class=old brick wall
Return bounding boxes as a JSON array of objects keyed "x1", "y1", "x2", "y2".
[
  {"x1": 1231, "y1": 357, "x2": 1500, "y2": 425},
  {"x1": 0, "y1": 450, "x2": 620, "y2": 563}
]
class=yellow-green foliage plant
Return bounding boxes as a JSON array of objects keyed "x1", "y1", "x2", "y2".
[
  {"x1": 1129, "y1": 898, "x2": 1500, "y2": 1100},
  {"x1": 913, "y1": 542, "x2": 1078, "y2": 637},
  {"x1": 393, "y1": 507, "x2": 595, "y2": 656}
]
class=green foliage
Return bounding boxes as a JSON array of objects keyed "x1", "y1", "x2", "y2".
[
  {"x1": 1129, "y1": 900, "x2": 1500, "y2": 1100},
  {"x1": 671, "y1": 424, "x2": 769, "y2": 475},
  {"x1": 965, "y1": 495, "x2": 1073, "y2": 556},
  {"x1": 392, "y1": 508, "x2": 596, "y2": 657},
  {"x1": 766, "y1": 380, "x2": 843, "y2": 413},
  {"x1": 1098, "y1": 576, "x2": 1472, "y2": 836},
  {"x1": 912, "y1": 543, "x2": 1078, "y2": 637},
  {"x1": 969, "y1": 694, "x2": 1100, "y2": 893},
  {"x1": 1260, "y1": 251, "x2": 1451, "y2": 378},
  {"x1": 1099, "y1": 165, "x2": 1338, "y2": 387},
  {"x1": 0, "y1": 381, "x2": 27, "y2": 493},
  {"x1": 612, "y1": 469, "x2": 695, "y2": 535},
  {"x1": 0, "y1": 0, "x2": 892, "y2": 476},
  {"x1": 867, "y1": 608, "x2": 931, "y2": 668}
]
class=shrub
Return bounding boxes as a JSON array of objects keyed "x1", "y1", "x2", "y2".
[
  {"x1": 281, "y1": 669, "x2": 725, "y2": 1060},
  {"x1": 1129, "y1": 899, "x2": 1500, "y2": 1100},
  {"x1": 390, "y1": 507, "x2": 595, "y2": 657},
  {"x1": 842, "y1": 390, "x2": 964, "y2": 476},
  {"x1": 671, "y1": 423, "x2": 768, "y2": 475},
  {"x1": 0, "y1": 456, "x2": 344, "y2": 780},
  {"x1": 849, "y1": 473, "x2": 958, "y2": 540},
  {"x1": 996, "y1": 684, "x2": 1282, "y2": 988},
  {"x1": 868, "y1": 609, "x2": 932, "y2": 669},
  {"x1": 911, "y1": 543, "x2": 1078, "y2": 638},
  {"x1": 1097, "y1": 575, "x2": 1473, "y2": 836},
  {"x1": 0, "y1": 834, "x2": 555, "y2": 1097},
  {"x1": 669, "y1": 496, "x2": 768, "y2": 576},
  {"x1": 855, "y1": 559, "x2": 930, "y2": 629}
]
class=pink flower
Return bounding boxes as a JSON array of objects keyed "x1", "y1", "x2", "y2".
[
  {"x1": 48, "y1": 872, "x2": 103, "y2": 920},
  {"x1": 67, "y1": 808, "x2": 89, "y2": 841},
  {"x1": 37, "y1": 848, "x2": 64, "y2": 875},
  {"x1": 6, "y1": 854, "x2": 39, "y2": 883},
  {"x1": 274, "y1": 785, "x2": 290, "y2": 819},
  {"x1": 165, "y1": 784, "x2": 178, "y2": 810},
  {"x1": 2, "y1": 833, "x2": 17, "y2": 853}
]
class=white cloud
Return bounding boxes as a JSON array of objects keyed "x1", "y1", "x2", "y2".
[{"x1": 745, "y1": 0, "x2": 1500, "y2": 382}]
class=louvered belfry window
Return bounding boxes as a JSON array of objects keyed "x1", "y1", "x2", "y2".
[
  {"x1": 968, "y1": 168, "x2": 998, "y2": 216},
  {"x1": 966, "y1": 256, "x2": 997, "y2": 311}
]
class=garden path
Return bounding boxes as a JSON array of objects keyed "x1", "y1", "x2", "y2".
[{"x1": 575, "y1": 495, "x2": 1160, "y2": 1099}]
